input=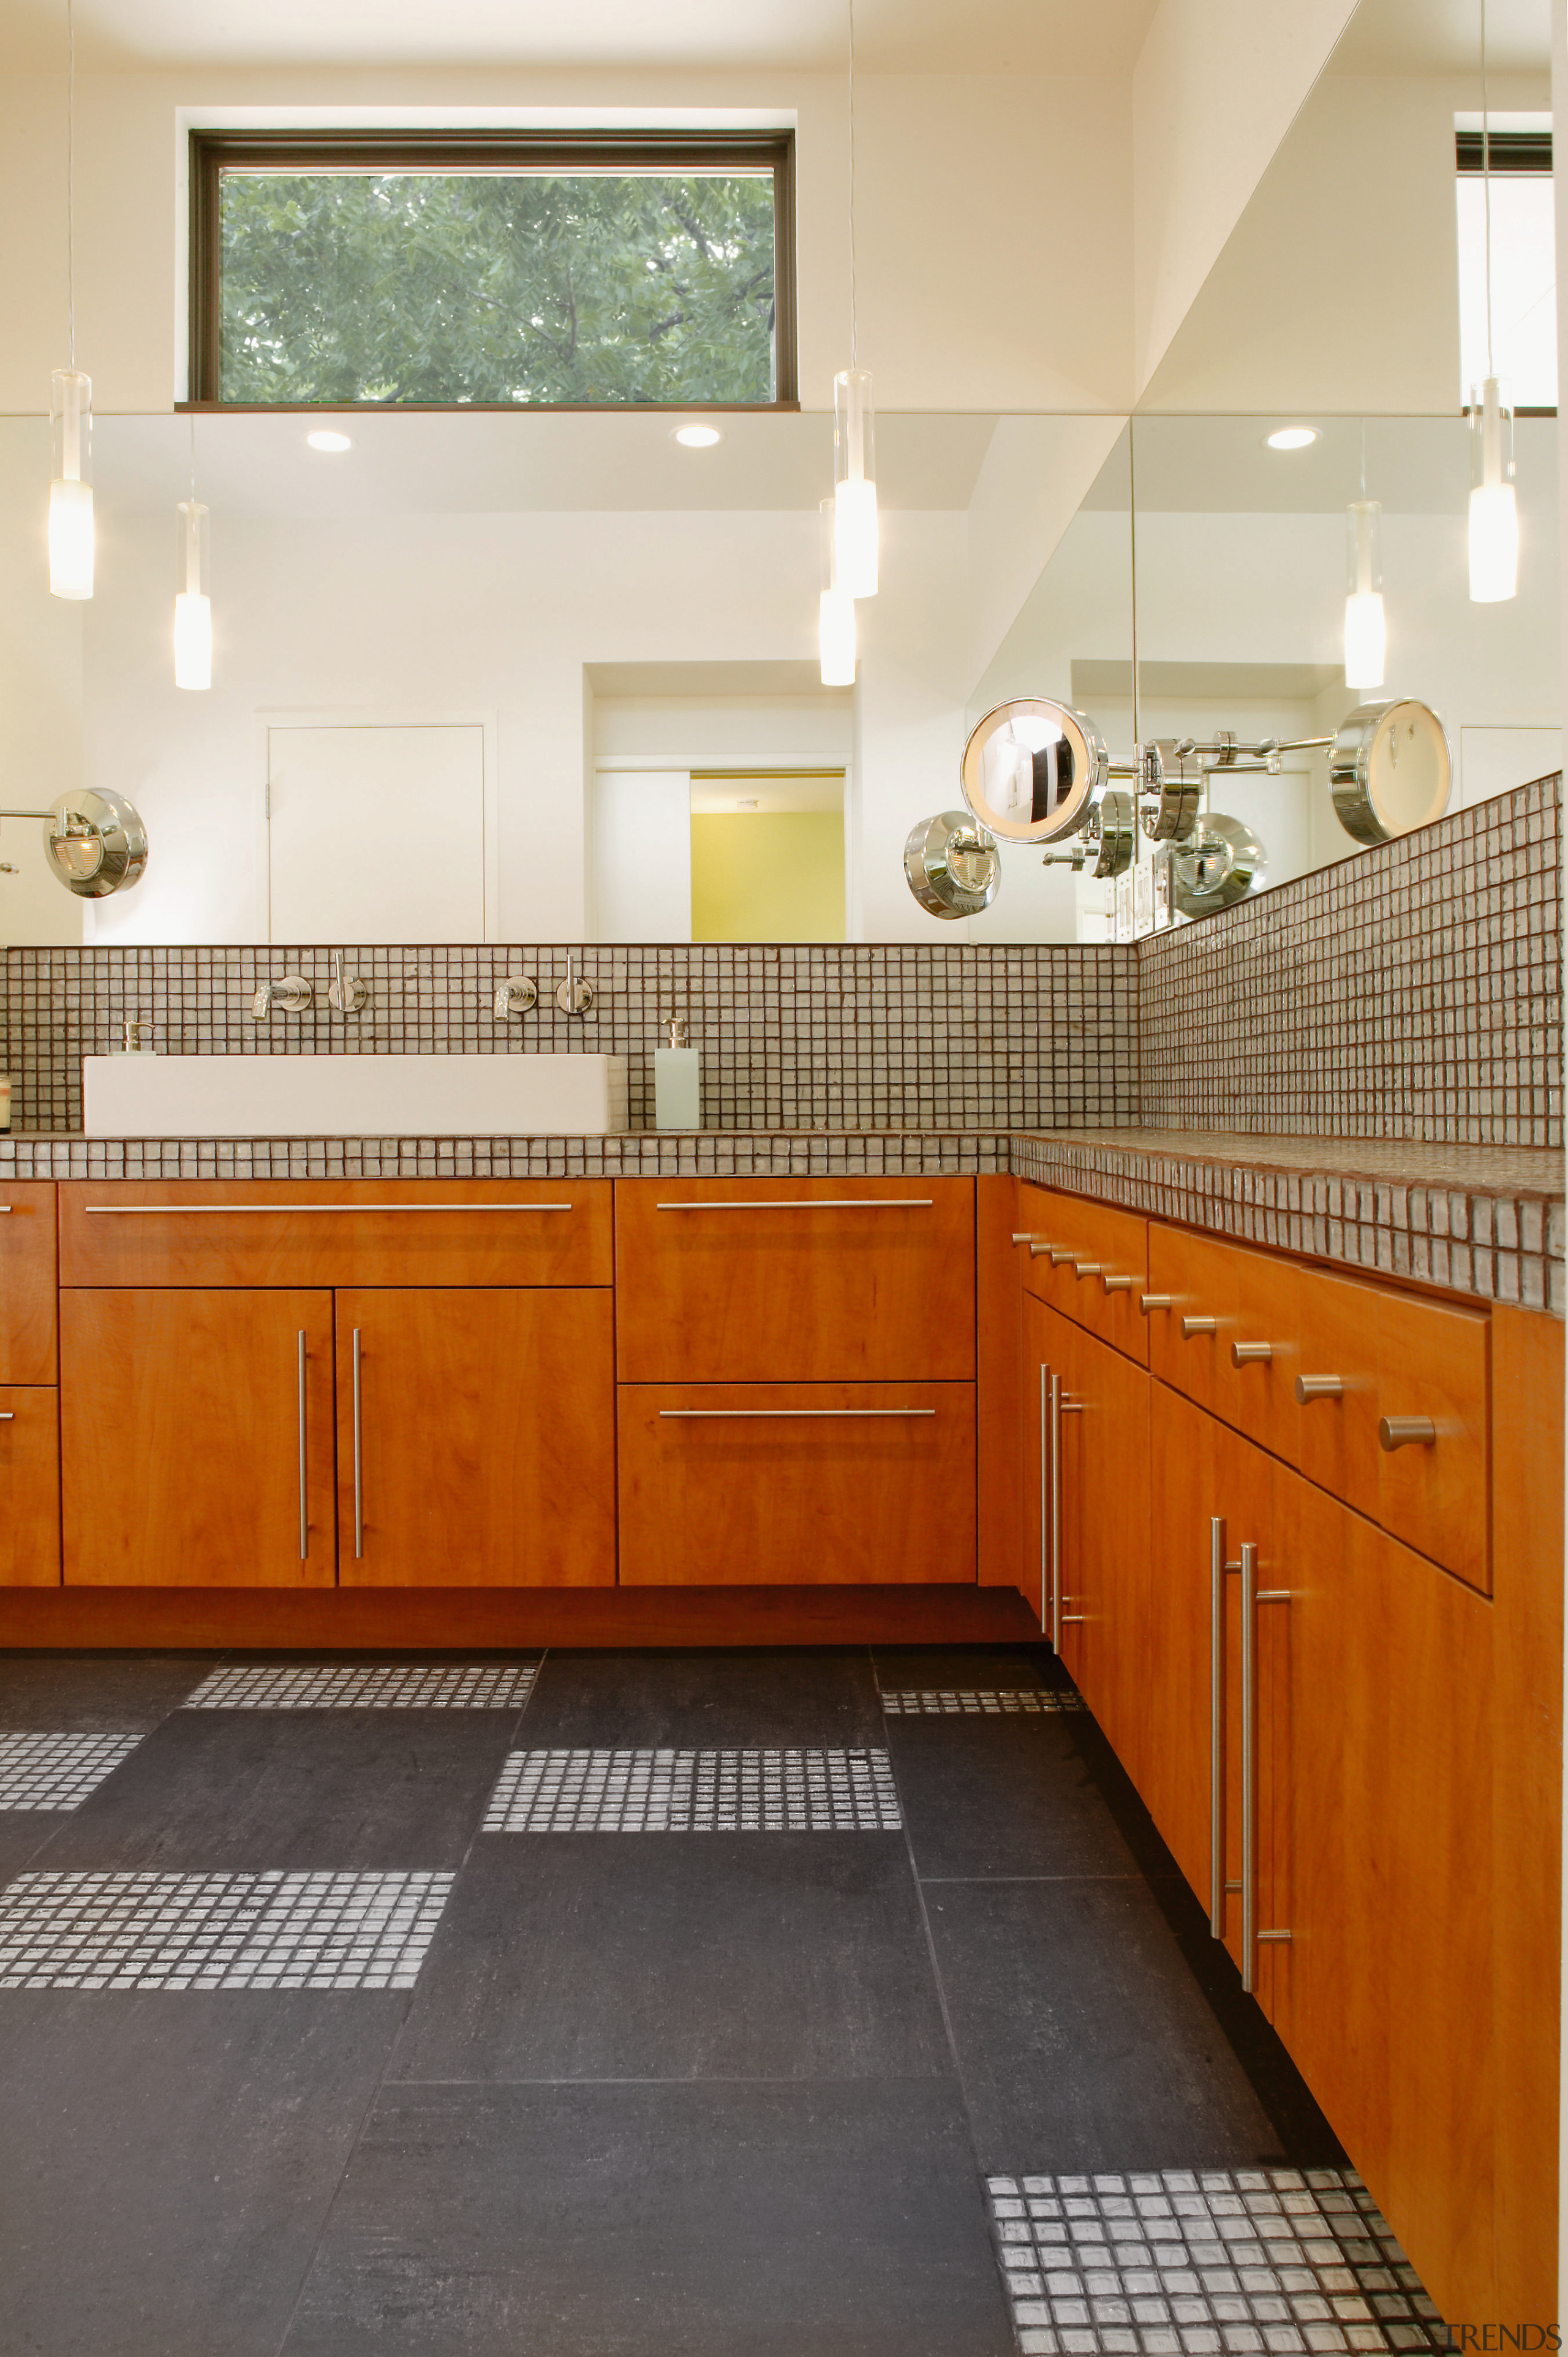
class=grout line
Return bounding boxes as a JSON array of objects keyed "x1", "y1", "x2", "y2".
[{"x1": 265, "y1": 1648, "x2": 548, "y2": 2357}]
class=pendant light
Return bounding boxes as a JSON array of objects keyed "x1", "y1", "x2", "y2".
[
  {"x1": 173, "y1": 420, "x2": 211, "y2": 690},
  {"x1": 1344, "y1": 426, "x2": 1386, "y2": 692},
  {"x1": 1468, "y1": 0, "x2": 1519, "y2": 603},
  {"x1": 818, "y1": 496, "x2": 856, "y2": 685},
  {"x1": 48, "y1": 0, "x2": 93, "y2": 601},
  {"x1": 832, "y1": 0, "x2": 878, "y2": 600}
]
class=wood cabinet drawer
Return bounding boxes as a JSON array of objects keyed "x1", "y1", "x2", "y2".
[
  {"x1": 1147, "y1": 1224, "x2": 1301, "y2": 1458},
  {"x1": 58, "y1": 1179, "x2": 612, "y2": 1289},
  {"x1": 336, "y1": 1289, "x2": 614, "y2": 1589},
  {"x1": 61, "y1": 1289, "x2": 337, "y2": 1586},
  {"x1": 0, "y1": 1182, "x2": 58, "y2": 1385},
  {"x1": 616, "y1": 1381, "x2": 976, "y2": 1585},
  {"x1": 0, "y1": 1389, "x2": 61, "y2": 1586},
  {"x1": 614, "y1": 1177, "x2": 974, "y2": 1382},
  {"x1": 1016, "y1": 1183, "x2": 1148, "y2": 1362}
]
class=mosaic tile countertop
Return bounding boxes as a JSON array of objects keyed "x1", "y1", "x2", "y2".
[
  {"x1": 2, "y1": 1120, "x2": 1560, "y2": 1311},
  {"x1": 1017, "y1": 1127, "x2": 1566, "y2": 1314}
]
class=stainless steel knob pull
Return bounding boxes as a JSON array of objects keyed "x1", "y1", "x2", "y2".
[
  {"x1": 1028, "y1": 1241, "x2": 1068, "y2": 1259},
  {"x1": 1049, "y1": 1248, "x2": 1077, "y2": 1267},
  {"x1": 1102, "y1": 1274, "x2": 1134, "y2": 1293},
  {"x1": 1232, "y1": 1341, "x2": 1273, "y2": 1366},
  {"x1": 1379, "y1": 1416, "x2": 1437, "y2": 1452},
  {"x1": 1295, "y1": 1374, "x2": 1344, "y2": 1403},
  {"x1": 1140, "y1": 1293, "x2": 1172, "y2": 1314},
  {"x1": 1182, "y1": 1314, "x2": 1218, "y2": 1338},
  {"x1": 1073, "y1": 1261, "x2": 1102, "y2": 1280}
]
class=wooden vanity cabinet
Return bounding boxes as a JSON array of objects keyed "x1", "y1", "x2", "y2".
[
  {"x1": 0, "y1": 1389, "x2": 61, "y2": 1586},
  {"x1": 1016, "y1": 1181, "x2": 1149, "y2": 1362},
  {"x1": 60, "y1": 1289, "x2": 337, "y2": 1586},
  {"x1": 335, "y1": 1289, "x2": 615, "y2": 1588},
  {"x1": 0, "y1": 1182, "x2": 59, "y2": 1386}
]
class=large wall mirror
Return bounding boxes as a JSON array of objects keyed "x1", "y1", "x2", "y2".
[{"x1": 0, "y1": 0, "x2": 1553, "y2": 954}]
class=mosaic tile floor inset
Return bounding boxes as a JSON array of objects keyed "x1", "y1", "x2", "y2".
[
  {"x1": 881, "y1": 1690, "x2": 1087, "y2": 1715},
  {"x1": 181, "y1": 1662, "x2": 539, "y2": 1710},
  {"x1": 0, "y1": 1732, "x2": 143, "y2": 1810},
  {"x1": 0, "y1": 1869, "x2": 454, "y2": 1991},
  {"x1": 986, "y1": 2169, "x2": 1446, "y2": 2355},
  {"x1": 483, "y1": 1747, "x2": 904, "y2": 1833}
]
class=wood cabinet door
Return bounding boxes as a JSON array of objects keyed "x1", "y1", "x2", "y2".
[
  {"x1": 336, "y1": 1289, "x2": 614, "y2": 1589},
  {"x1": 614, "y1": 1177, "x2": 975, "y2": 1384},
  {"x1": 1275, "y1": 1473, "x2": 1496, "y2": 2328},
  {"x1": 978, "y1": 1176, "x2": 1025, "y2": 1593},
  {"x1": 1048, "y1": 1305, "x2": 1150, "y2": 1786},
  {"x1": 0, "y1": 1182, "x2": 58, "y2": 1386},
  {"x1": 0, "y1": 1389, "x2": 61, "y2": 1586},
  {"x1": 616, "y1": 1382, "x2": 975, "y2": 1585},
  {"x1": 1375, "y1": 1291, "x2": 1490, "y2": 1593},
  {"x1": 61, "y1": 1289, "x2": 336, "y2": 1586}
]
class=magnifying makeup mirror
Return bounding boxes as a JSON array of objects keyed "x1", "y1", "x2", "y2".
[
  {"x1": 959, "y1": 699, "x2": 1109, "y2": 843},
  {"x1": 0, "y1": 790, "x2": 150, "y2": 896},
  {"x1": 903, "y1": 810, "x2": 1002, "y2": 917},
  {"x1": 1329, "y1": 701, "x2": 1452, "y2": 845}
]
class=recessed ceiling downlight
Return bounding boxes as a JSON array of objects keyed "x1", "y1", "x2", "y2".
[
  {"x1": 1265, "y1": 426, "x2": 1319, "y2": 451},
  {"x1": 673, "y1": 423, "x2": 723, "y2": 448},
  {"x1": 306, "y1": 429, "x2": 353, "y2": 453}
]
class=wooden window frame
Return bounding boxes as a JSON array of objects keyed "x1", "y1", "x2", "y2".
[{"x1": 186, "y1": 127, "x2": 797, "y2": 412}]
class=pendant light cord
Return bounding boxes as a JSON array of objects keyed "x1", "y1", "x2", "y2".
[
  {"x1": 66, "y1": 0, "x2": 75, "y2": 369},
  {"x1": 189, "y1": 412, "x2": 197, "y2": 502},
  {"x1": 1128, "y1": 424, "x2": 1139, "y2": 745},
  {"x1": 847, "y1": 0, "x2": 858, "y2": 369},
  {"x1": 1481, "y1": 0, "x2": 1493, "y2": 378}
]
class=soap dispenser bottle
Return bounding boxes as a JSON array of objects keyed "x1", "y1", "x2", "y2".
[{"x1": 654, "y1": 1015, "x2": 700, "y2": 1132}]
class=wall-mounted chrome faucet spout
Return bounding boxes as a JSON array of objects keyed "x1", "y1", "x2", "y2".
[{"x1": 251, "y1": 975, "x2": 314, "y2": 1019}]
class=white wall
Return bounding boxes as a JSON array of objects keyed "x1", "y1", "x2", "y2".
[{"x1": 0, "y1": 418, "x2": 85, "y2": 946}]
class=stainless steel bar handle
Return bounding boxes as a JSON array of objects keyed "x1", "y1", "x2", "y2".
[
  {"x1": 1379, "y1": 1416, "x2": 1436, "y2": 1451},
  {"x1": 1210, "y1": 1517, "x2": 1238, "y2": 1939},
  {"x1": 352, "y1": 1327, "x2": 364, "y2": 1561},
  {"x1": 654, "y1": 1199, "x2": 932, "y2": 1212},
  {"x1": 83, "y1": 1202, "x2": 573, "y2": 1216},
  {"x1": 658, "y1": 1408, "x2": 935, "y2": 1420},
  {"x1": 1240, "y1": 1546, "x2": 1293, "y2": 1992},
  {"x1": 1038, "y1": 1362, "x2": 1049, "y2": 1634},
  {"x1": 1182, "y1": 1315, "x2": 1218, "y2": 1338},
  {"x1": 296, "y1": 1331, "x2": 308, "y2": 1563},
  {"x1": 1232, "y1": 1341, "x2": 1274, "y2": 1366},
  {"x1": 1049, "y1": 1372, "x2": 1061, "y2": 1651},
  {"x1": 1295, "y1": 1374, "x2": 1343, "y2": 1403}
]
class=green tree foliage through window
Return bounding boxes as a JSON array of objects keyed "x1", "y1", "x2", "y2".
[{"x1": 218, "y1": 172, "x2": 777, "y2": 405}]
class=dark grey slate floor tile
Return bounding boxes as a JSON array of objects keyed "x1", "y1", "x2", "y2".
[
  {"x1": 391, "y1": 1832, "x2": 948, "y2": 2084},
  {"x1": 282, "y1": 2078, "x2": 1014, "y2": 2357},
  {"x1": 0, "y1": 1990, "x2": 404, "y2": 2357},
  {"x1": 888, "y1": 1716, "x2": 1142, "y2": 1879},
  {"x1": 0, "y1": 1811, "x2": 64, "y2": 1886},
  {"x1": 0, "y1": 1650, "x2": 216, "y2": 1732},
  {"x1": 520, "y1": 1648, "x2": 884, "y2": 1748},
  {"x1": 925, "y1": 1875, "x2": 1342, "y2": 2174},
  {"x1": 39, "y1": 1710, "x2": 514, "y2": 1874},
  {"x1": 871, "y1": 1644, "x2": 1060, "y2": 1692}
]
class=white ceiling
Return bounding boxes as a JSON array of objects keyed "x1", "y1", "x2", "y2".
[
  {"x1": 3, "y1": 0, "x2": 1161, "y2": 74},
  {"x1": 1329, "y1": 0, "x2": 1550, "y2": 75}
]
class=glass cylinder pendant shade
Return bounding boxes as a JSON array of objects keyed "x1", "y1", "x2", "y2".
[
  {"x1": 173, "y1": 500, "x2": 212, "y2": 690},
  {"x1": 1343, "y1": 499, "x2": 1386, "y2": 691},
  {"x1": 1468, "y1": 378, "x2": 1518, "y2": 603},
  {"x1": 48, "y1": 368, "x2": 94, "y2": 600},
  {"x1": 832, "y1": 368, "x2": 878, "y2": 598},
  {"x1": 818, "y1": 496, "x2": 856, "y2": 686}
]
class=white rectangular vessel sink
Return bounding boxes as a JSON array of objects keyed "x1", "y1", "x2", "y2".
[{"x1": 82, "y1": 1052, "x2": 630, "y2": 1139}]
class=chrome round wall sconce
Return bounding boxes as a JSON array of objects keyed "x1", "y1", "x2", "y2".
[
  {"x1": 903, "y1": 810, "x2": 1001, "y2": 918},
  {"x1": 1329, "y1": 700, "x2": 1452, "y2": 845},
  {"x1": 1, "y1": 789, "x2": 150, "y2": 896},
  {"x1": 959, "y1": 698, "x2": 1108, "y2": 843},
  {"x1": 1172, "y1": 814, "x2": 1268, "y2": 918}
]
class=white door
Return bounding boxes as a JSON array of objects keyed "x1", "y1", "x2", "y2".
[
  {"x1": 593, "y1": 771, "x2": 692, "y2": 941},
  {"x1": 267, "y1": 723, "x2": 487, "y2": 943}
]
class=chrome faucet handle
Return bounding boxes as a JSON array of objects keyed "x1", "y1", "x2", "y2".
[
  {"x1": 493, "y1": 976, "x2": 538, "y2": 1019},
  {"x1": 556, "y1": 952, "x2": 595, "y2": 1016},
  {"x1": 328, "y1": 950, "x2": 371, "y2": 1016}
]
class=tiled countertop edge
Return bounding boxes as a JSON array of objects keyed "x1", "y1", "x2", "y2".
[
  {"x1": 2, "y1": 1126, "x2": 1561, "y2": 1313},
  {"x1": 1014, "y1": 1134, "x2": 1566, "y2": 1316}
]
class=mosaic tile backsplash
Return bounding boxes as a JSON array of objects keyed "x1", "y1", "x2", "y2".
[
  {"x1": 4, "y1": 943, "x2": 1138, "y2": 1137},
  {"x1": 1, "y1": 775, "x2": 1559, "y2": 1148}
]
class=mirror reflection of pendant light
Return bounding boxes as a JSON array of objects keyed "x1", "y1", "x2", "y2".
[
  {"x1": 818, "y1": 496, "x2": 856, "y2": 685},
  {"x1": 832, "y1": 0, "x2": 878, "y2": 600},
  {"x1": 1468, "y1": 0, "x2": 1519, "y2": 603},
  {"x1": 48, "y1": 0, "x2": 93, "y2": 601},
  {"x1": 1344, "y1": 427, "x2": 1385, "y2": 691},
  {"x1": 174, "y1": 422, "x2": 211, "y2": 690}
]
